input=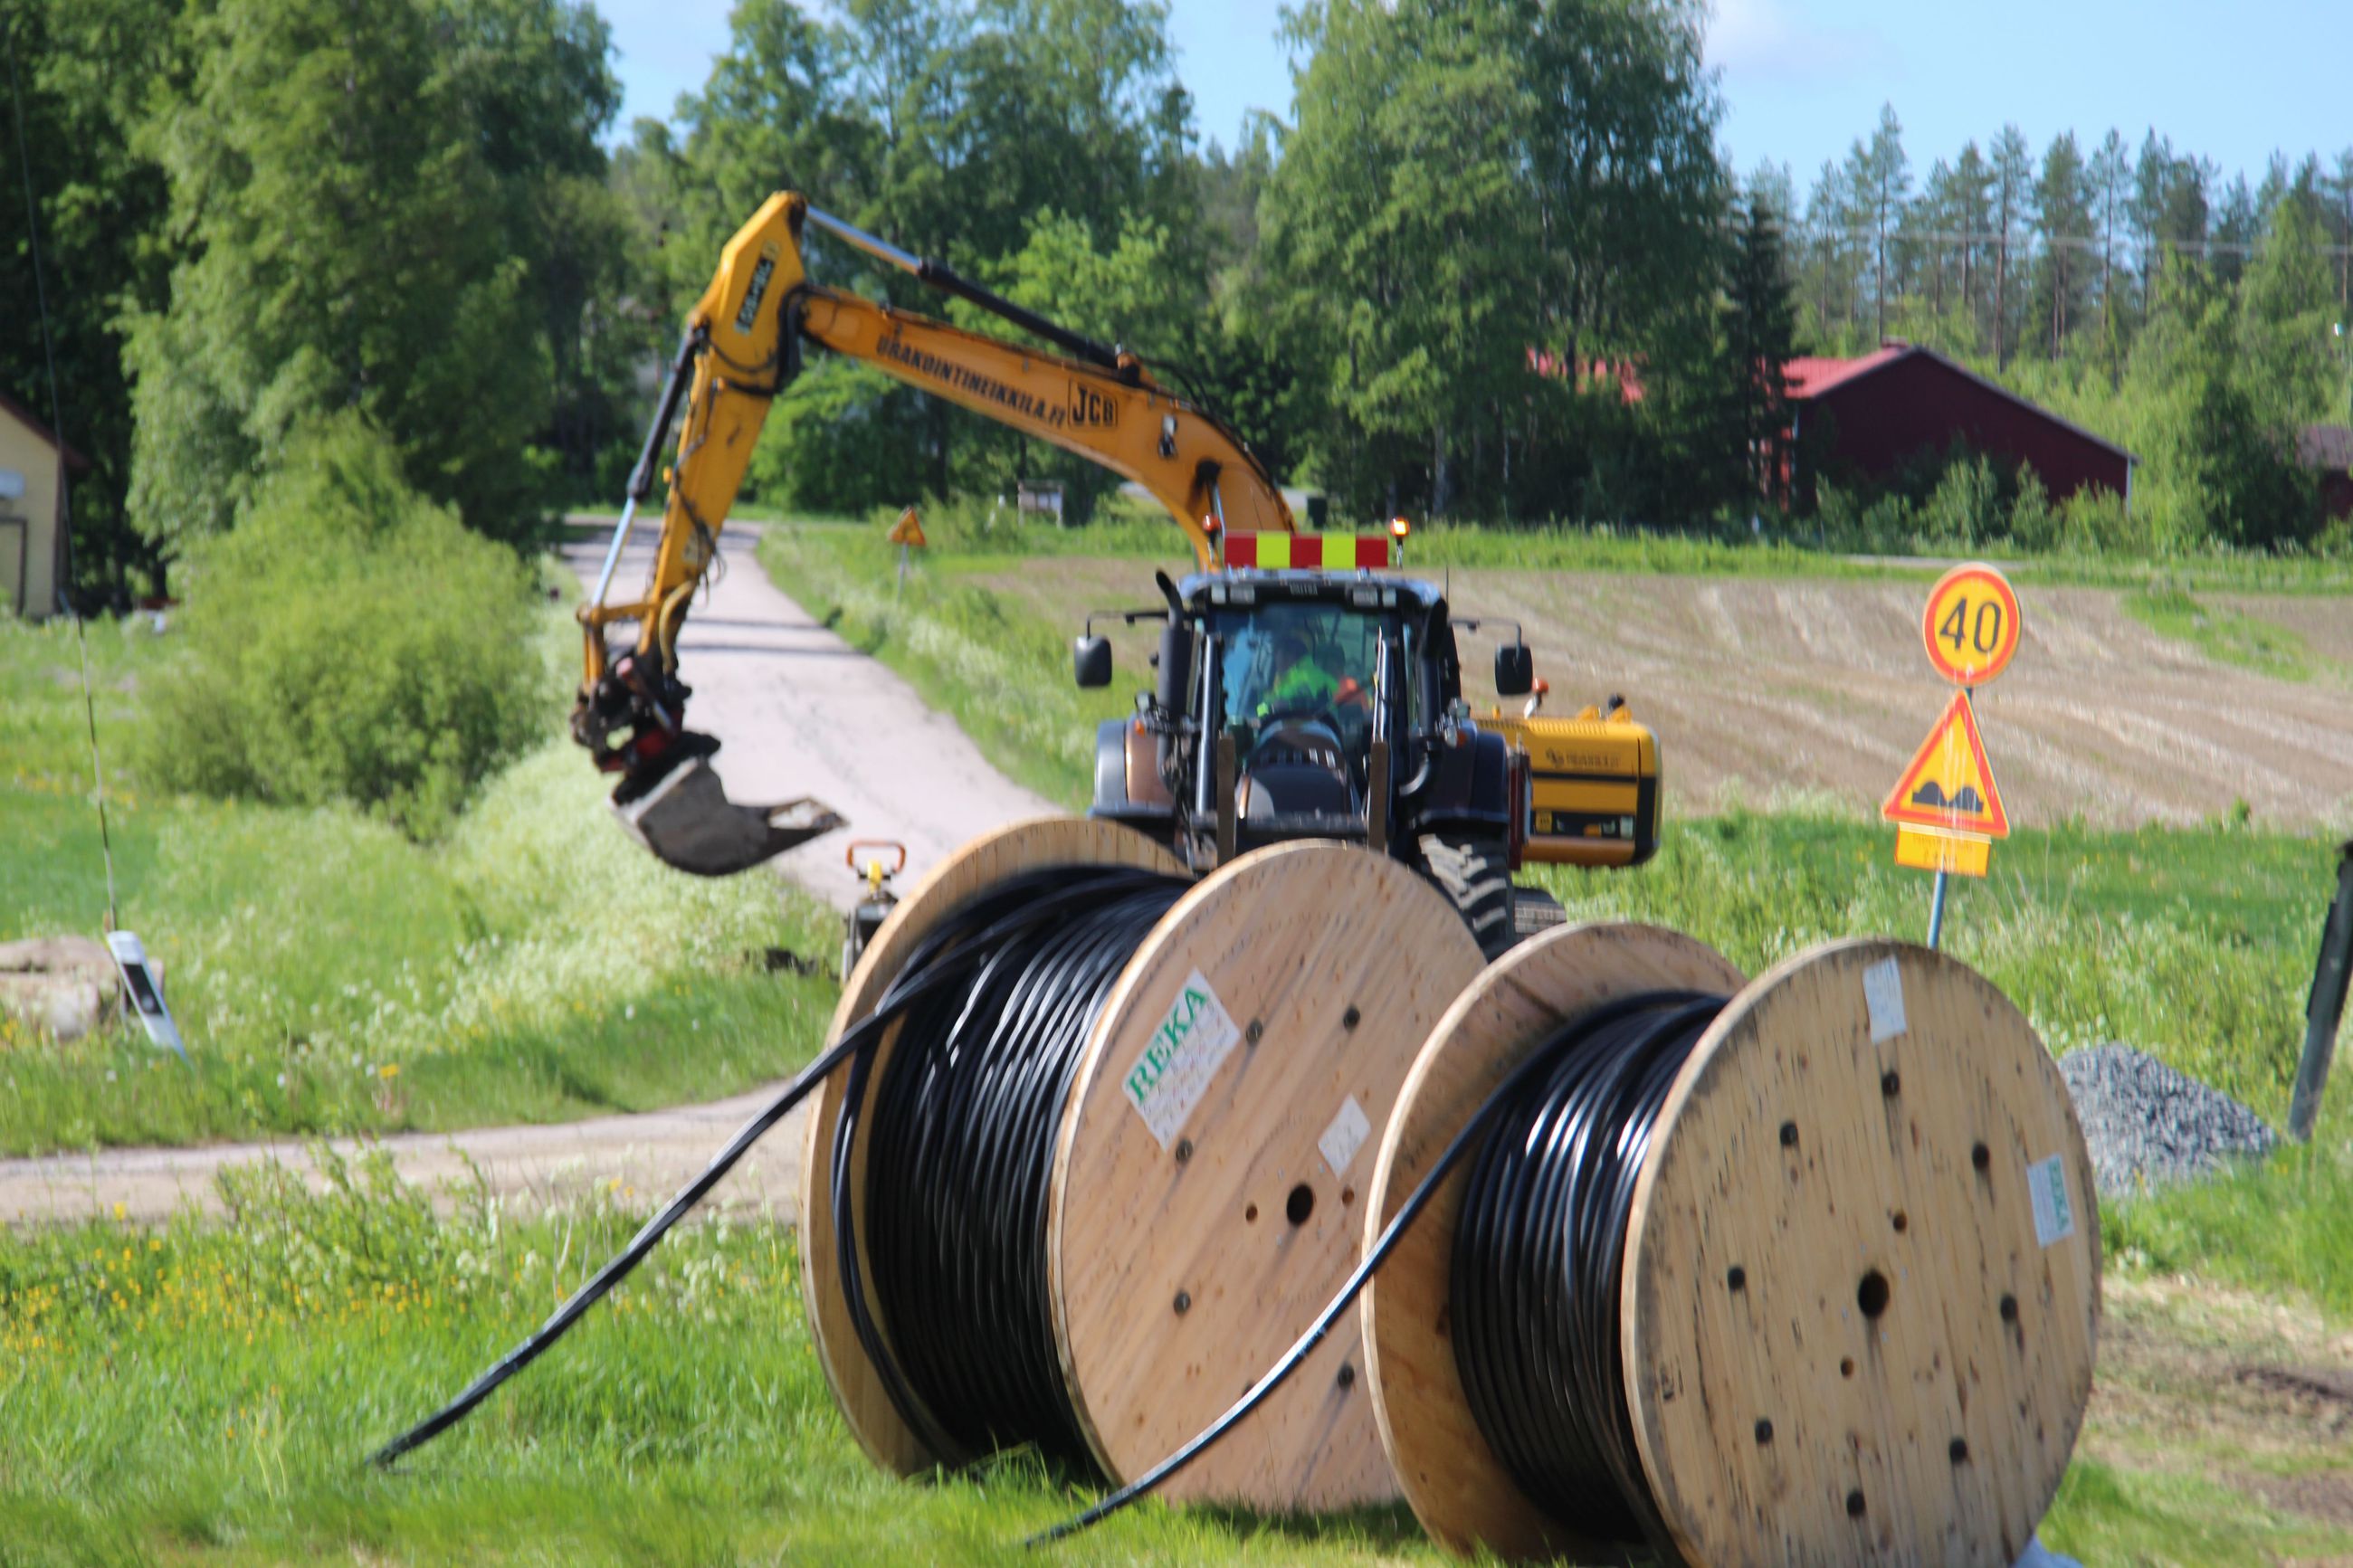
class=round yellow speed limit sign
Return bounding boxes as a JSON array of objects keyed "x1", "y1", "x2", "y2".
[{"x1": 1920, "y1": 563, "x2": 2021, "y2": 687}]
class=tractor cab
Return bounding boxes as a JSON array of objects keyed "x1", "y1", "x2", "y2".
[{"x1": 1075, "y1": 560, "x2": 1529, "y2": 943}]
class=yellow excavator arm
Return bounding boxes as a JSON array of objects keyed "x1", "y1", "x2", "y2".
[{"x1": 572, "y1": 191, "x2": 1292, "y2": 875}]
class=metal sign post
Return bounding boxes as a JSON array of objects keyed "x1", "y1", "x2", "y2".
[{"x1": 2289, "y1": 841, "x2": 2353, "y2": 1142}]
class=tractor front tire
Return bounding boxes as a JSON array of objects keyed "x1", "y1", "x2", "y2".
[{"x1": 1419, "y1": 834, "x2": 1516, "y2": 959}]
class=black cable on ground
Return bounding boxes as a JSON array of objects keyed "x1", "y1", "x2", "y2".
[
  {"x1": 368, "y1": 862, "x2": 1185, "y2": 1471},
  {"x1": 1031, "y1": 989, "x2": 1724, "y2": 1551}
]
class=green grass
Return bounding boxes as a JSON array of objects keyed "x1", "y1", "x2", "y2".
[
  {"x1": 0, "y1": 1153, "x2": 1441, "y2": 1566},
  {"x1": 0, "y1": 613, "x2": 839, "y2": 1157},
  {"x1": 0, "y1": 1107, "x2": 2339, "y2": 1563},
  {"x1": 2123, "y1": 586, "x2": 2329, "y2": 681}
]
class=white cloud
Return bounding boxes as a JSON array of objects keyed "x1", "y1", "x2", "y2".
[{"x1": 1705, "y1": 0, "x2": 1898, "y2": 85}]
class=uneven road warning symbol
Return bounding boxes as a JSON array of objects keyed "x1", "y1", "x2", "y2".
[
  {"x1": 1921, "y1": 563, "x2": 2022, "y2": 687},
  {"x1": 1882, "y1": 691, "x2": 2010, "y2": 838}
]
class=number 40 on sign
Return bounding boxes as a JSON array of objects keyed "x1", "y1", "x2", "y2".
[{"x1": 1887, "y1": 564, "x2": 2021, "y2": 883}]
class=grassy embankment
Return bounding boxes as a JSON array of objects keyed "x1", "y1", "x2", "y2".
[{"x1": 0, "y1": 610, "x2": 837, "y2": 1156}]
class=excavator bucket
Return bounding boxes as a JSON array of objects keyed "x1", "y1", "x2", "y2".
[{"x1": 611, "y1": 758, "x2": 845, "y2": 878}]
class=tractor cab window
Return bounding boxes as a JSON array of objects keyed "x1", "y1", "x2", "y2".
[{"x1": 1218, "y1": 601, "x2": 1387, "y2": 759}]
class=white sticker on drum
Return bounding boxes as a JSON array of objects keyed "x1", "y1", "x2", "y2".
[
  {"x1": 1122, "y1": 968, "x2": 1243, "y2": 1148},
  {"x1": 1318, "y1": 1095, "x2": 1372, "y2": 1178},
  {"x1": 2028, "y1": 1155, "x2": 2076, "y2": 1248},
  {"x1": 1862, "y1": 955, "x2": 1908, "y2": 1043}
]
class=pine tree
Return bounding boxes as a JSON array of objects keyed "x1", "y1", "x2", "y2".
[
  {"x1": 1725, "y1": 190, "x2": 1798, "y2": 505},
  {"x1": 1990, "y1": 126, "x2": 2033, "y2": 366},
  {"x1": 1862, "y1": 103, "x2": 1910, "y2": 345},
  {"x1": 2031, "y1": 132, "x2": 2092, "y2": 358},
  {"x1": 2091, "y1": 129, "x2": 2130, "y2": 342}
]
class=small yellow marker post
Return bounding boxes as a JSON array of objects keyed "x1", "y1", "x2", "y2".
[
  {"x1": 887, "y1": 507, "x2": 927, "y2": 594},
  {"x1": 1890, "y1": 563, "x2": 2022, "y2": 947}
]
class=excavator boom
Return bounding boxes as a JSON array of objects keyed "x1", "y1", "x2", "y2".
[{"x1": 571, "y1": 192, "x2": 1293, "y2": 876}]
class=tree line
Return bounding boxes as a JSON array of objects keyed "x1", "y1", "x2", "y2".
[
  {"x1": 5, "y1": 0, "x2": 2349, "y2": 609},
  {"x1": 1763, "y1": 106, "x2": 2351, "y2": 550}
]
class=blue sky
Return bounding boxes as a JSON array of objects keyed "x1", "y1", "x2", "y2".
[{"x1": 600, "y1": 0, "x2": 2351, "y2": 185}]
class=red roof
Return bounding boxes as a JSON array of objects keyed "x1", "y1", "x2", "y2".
[{"x1": 1783, "y1": 347, "x2": 1905, "y2": 399}]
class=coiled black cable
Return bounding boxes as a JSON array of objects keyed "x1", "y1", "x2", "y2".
[
  {"x1": 834, "y1": 865, "x2": 1188, "y2": 1468},
  {"x1": 1452, "y1": 991, "x2": 1723, "y2": 1554}
]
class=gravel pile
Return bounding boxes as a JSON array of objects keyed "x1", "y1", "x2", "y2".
[{"x1": 2059, "y1": 1044, "x2": 2279, "y2": 1201}]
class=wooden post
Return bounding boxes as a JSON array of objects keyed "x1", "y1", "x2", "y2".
[{"x1": 2288, "y1": 841, "x2": 2353, "y2": 1143}]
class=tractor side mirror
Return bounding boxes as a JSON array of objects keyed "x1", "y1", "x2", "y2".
[
  {"x1": 1156, "y1": 623, "x2": 1195, "y2": 713},
  {"x1": 1074, "y1": 634, "x2": 1113, "y2": 689},
  {"x1": 1494, "y1": 641, "x2": 1534, "y2": 698}
]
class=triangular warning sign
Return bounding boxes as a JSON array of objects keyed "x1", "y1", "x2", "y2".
[
  {"x1": 887, "y1": 508, "x2": 927, "y2": 546},
  {"x1": 1881, "y1": 692, "x2": 2009, "y2": 838}
]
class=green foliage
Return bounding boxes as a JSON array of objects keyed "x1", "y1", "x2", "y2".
[
  {"x1": 117, "y1": 0, "x2": 618, "y2": 553},
  {"x1": 1, "y1": 602, "x2": 837, "y2": 1155},
  {"x1": 948, "y1": 209, "x2": 1201, "y2": 520},
  {"x1": 130, "y1": 415, "x2": 547, "y2": 835},
  {"x1": 1259, "y1": 0, "x2": 1726, "y2": 523}
]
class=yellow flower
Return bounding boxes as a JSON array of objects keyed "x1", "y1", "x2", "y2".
[{"x1": 378, "y1": 1062, "x2": 400, "y2": 1080}]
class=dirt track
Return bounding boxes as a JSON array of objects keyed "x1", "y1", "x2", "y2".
[{"x1": 985, "y1": 559, "x2": 2353, "y2": 832}]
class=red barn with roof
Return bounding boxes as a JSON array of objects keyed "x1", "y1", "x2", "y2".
[{"x1": 1787, "y1": 343, "x2": 2135, "y2": 509}]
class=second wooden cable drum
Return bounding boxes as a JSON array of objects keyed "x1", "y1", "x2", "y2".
[
  {"x1": 800, "y1": 817, "x2": 1485, "y2": 1511},
  {"x1": 1362, "y1": 921, "x2": 2101, "y2": 1566}
]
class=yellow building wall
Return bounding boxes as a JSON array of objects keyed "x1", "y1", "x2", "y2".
[{"x1": 0, "y1": 412, "x2": 64, "y2": 620}]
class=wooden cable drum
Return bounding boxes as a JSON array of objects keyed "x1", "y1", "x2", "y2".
[
  {"x1": 799, "y1": 815, "x2": 1186, "y2": 1476},
  {"x1": 800, "y1": 821, "x2": 1485, "y2": 1514},
  {"x1": 1362, "y1": 924, "x2": 2101, "y2": 1567}
]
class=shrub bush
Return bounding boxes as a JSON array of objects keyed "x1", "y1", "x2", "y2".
[{"x1": 134, "y1": 413, "x2": 548, "y2": 834}]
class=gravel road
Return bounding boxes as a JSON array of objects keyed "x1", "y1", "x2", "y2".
[{"x1": 2, "y1": 522, "x2": 1053, "y2": 1226}]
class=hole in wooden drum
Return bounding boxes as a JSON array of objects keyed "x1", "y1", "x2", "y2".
[
  {"x1": 1949, "y1": 1438, "x2": 1970, "y2": 1464},
  {"x1": 1753, "y1": 1419, "x2": 1773, "y2": 1444},
  {"x1": 1857, "y1": 1269, "x2": 1891, "y2": 1319},
  {"x1": 1891, "y1": 1211, "x2": 1909, "y2": 1233},
  {"x1": 1881, "y1": 1069, "x2": 1900, "y2": 1097},
  {"x1": 1846, "y1": 1489, "x2": 1866, "y2": 1518},
  {"x1": 1244, "y1": 1202, "x2": 1259, "y2": 1223},
  {"x1": 1285, "y1": 1183, "x2": 1315, "y2": 1226},
  {"x1": 1840, "y1": 1357, "x2": 1855, "y2": 1378},
  {"x1": 1999, "y1": 1293, "x2": 2018, "y2": 1323},
  {"x1": 1973, "y1": 1141, "x2": 1991, "y2": 1173},
  {"x1": 1727, "y1": 1265, "x2": 1747, "y2": 1291}
]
